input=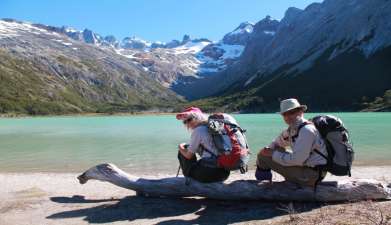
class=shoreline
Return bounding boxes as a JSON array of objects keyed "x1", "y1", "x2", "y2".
[
  {"x1": 1, "y1": 111, "x2": 390, "y2": 119},
  {"x1": 1, "y1": 166, "x2": 390, "y2": 225},
  {"x1": 0, "y1": 111, "x2": 178, "y2": 119},
  {"x1": 1, "y1": 165, "x2": 391, "y2": 179},
  {"x1": 0, "y1": 163, "x2": 390, "y2": 174}
]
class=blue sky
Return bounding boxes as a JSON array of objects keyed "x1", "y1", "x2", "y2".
[{"x1": 1, "y1": 0, "x2": 321, "y2": 42}]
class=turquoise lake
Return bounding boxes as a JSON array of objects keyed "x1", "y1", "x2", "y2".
[{"x1": 0, "y1": 113, "x2": 390, "y2": 174}]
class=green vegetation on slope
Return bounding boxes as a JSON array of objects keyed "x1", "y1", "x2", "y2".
[
  {"x1": 185, "y1": 45, "x2": 391, "y2": 113},
  {"x1": 362, "y1": 90, "x2": 391, "y2": 112},
  {"x1": 0, "y1": 50, "x2": 182, "y2": 115}
]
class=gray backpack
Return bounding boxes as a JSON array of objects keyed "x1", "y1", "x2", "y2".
[
  {"x1": 205, "y1": 113, "x2": 250, "y2": 173},
  {"x1": 308, "y1": 115, "x2": 354, "y2": 176}
]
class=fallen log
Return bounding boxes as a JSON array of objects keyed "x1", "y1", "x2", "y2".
[{"x1": 77, "y1": 163, "x2": 391, "y2": 202}]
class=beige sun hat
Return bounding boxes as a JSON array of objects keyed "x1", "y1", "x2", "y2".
[{"x1": 279, "y1": 98, "x2": 307, "y2": 114}]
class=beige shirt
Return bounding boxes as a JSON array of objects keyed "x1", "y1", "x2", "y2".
[{"x1": 269, "y1": 117, "x2": 328, "y2": 167}]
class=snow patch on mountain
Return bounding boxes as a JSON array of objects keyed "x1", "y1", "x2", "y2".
[
  {"x1": 0, "y1": 20, "x2": 60, "y2": 39},
  {"x1": 229, "y1": 22, "x2": 254, "y2": 35},
  {"x1": 51, "y1": 39, "x2": 73, "y2": 47},
  {"x1": 64, "y1": 27, "x2": 77, "y2": 33},
  {"x1": 172, "y1": 41, "x2": 211, "y2": 54},
  {"x1": 195, "y1": 43, "x2": 245, "y2": 74},
  {"x1": 121, "y1": 36, "x2": 152, "y2": 50},
  {"x1": 264, "y1": 31, "x2": 276, "y2": 35},
  {"x1": 219, "y1": 44, "x2": 245, "y2": 59},
  {"x1": 114, "y1": 48, "x2": 138, "y2": 59},
  {"x1": 244, "y1": 74, "x2": 257, "y2": 87}
]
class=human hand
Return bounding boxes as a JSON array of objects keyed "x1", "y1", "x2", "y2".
[
  {"x1": 178, "y1": 143, "x2": 187, "y2": 150},
  {"x1": 259, "y1": 147, "x2": 273, "y2": 157}
]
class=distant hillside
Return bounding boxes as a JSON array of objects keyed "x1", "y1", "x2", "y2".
[
  {"x1": 362, "y1": 90, "x2": 391, "y2": 112},
  {"x1": 0, "y1": 20, "x2": 183, "y2": 115}
]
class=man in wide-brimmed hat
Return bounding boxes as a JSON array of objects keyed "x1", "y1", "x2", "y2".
[{"x1": 256, "y1": 98, "x2": 328, "y2": 187}]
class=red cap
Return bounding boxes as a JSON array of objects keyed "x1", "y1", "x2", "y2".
[{"x1": 176, "y1": 107, "x2": 203, "y2": 120}]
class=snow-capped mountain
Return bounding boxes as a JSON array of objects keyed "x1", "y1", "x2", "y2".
[
  {"x1": 0, "y1": 16, "x2": 284, "y2": 100},
  {"x1": 222, "y1": 21, "x2": 254, "y2": 45},
  {"x1": 195, "y1": 43, "x2": 245, "y2": 74},
  {"x1": 10, "y1": 18, "x2": 255, "y2": 89},
  {"x1": 183, "y1": 0, "x2": 391, "y2": 112},
  {"x1": 173, "y1": 16, "x2": 279, "y2": 99},
  {"x1": 52, "y1": 27, "x2": 215, "y2": 86},
  {"x1": 0, "y1": 19, "x2": 182, "y2": 114},
  {"x1": 193, "y1": 22, "x2": 255, "y2": 74},
  {"x1": 58, "y1": 22, "x2": 254, "y2": 83},
  {"x1": 57, "y1": 23, "x2": 254, "y2": 87},
  {"x1": 1, "y1": 0, "x2": 390, "y2": 113},
  {"x1": 121, "y1": 36, "x2": 152, "y2": 50},
  {"x1": 110, "y1": 35, "x2": 213, "y2": 87}
]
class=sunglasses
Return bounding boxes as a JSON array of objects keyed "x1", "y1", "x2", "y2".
[{"x1": 183, "y1": 117, "x2": 193, "y2": 124}]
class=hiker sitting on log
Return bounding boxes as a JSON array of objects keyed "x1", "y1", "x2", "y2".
[
  {"x1": 176, "y1": 107, "x2": 230, "y2": 183},
  {"x1": 256, "y1": 98, "x2": 328, "y2": 187}
]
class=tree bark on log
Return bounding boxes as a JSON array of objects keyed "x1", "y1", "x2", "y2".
[{"x1": 78, "y1": 163, "x2": 391, "y2": 202}]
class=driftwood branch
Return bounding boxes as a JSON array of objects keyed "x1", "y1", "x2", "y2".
[{"x1": 78, "y1": 163, "x2": 391, "y2": 202}]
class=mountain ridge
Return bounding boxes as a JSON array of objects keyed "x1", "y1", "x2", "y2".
[
  {"x1": 1, "y1": 0, "x2": 390, "y2": 114},
  {"x1": 0, "y1": 19, "x2": 184, "y2": 115},
  {"x1": 181, "y1": 0, "x2": 391, "y2": 112}
]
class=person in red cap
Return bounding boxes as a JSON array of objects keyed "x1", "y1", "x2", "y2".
[{"x1": 176, "y1": 107, "x2": 230, "y2": 183}]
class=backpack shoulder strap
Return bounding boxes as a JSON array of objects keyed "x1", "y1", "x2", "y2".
[
  {"x1": 313, "y1": 148, "x2": 328, "y2": 160},
  {"x1": 292, "y1": 121, "x2": 312, "y2": 143},
  {"x1": 195, "y1": 124, "x2": 218, "y2": 158},
  {"x1": 200, "y1": 144, "x2": 218, "y2": 158},
  {"x1": 298, "y1": 121, "x2": 313, "y2": 131}
]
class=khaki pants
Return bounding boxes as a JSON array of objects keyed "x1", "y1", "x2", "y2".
[{"x1": 256, "y1": 151, "x2": 325, "y2": 187}]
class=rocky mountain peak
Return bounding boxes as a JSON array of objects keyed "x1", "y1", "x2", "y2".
[
  {"x1": 82, "y1": 29, "x2": 101, "y2": 44},
  {"x1": 252, "y1": 16, "x2": 280, "y2": 37},
  {"x1": 181, "y1": 34, "x2": 191, "y2": 44},
  {"x1": 282, "y1": 7, "x2": 303, "y2": 24},
  {"x1": 222, "y1": 21, "x2": 254, "y2": 45},
  {"x1": 121, "y1": 36, "x2": 151, "y2": 50}
]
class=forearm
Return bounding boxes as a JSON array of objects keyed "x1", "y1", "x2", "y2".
[
  {"x1": 269, "y1": 130, "x2": 290, "y2": 149},
  {"x1": 272, "y1": 151, "x2": 305, "y2": 166},
  {"x1": 179, "y1": 145, "x2": 194, "y2": 159},
  {"x1": 272, "y1": 128, "x2": 315, "y2": 166}
]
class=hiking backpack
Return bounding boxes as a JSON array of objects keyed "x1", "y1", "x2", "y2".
[
  {"x1": 307, "y1": 115, "x2": 354, "y2": 176},
  {"x1": 205, "y1": 113, "x2": 250, "y2": 173}
]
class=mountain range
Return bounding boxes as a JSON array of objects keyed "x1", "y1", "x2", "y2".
[
  {"x1": 0, "y1": 0, "x2": 390, "y2": 115},
  {"x1": 183, "y1": 0, "x2": 391, "y2": 112},
  {"x1": 0, "y1": 19, "x2": 183, "y2": 114}
]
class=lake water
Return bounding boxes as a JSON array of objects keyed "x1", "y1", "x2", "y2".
[{"x1": 0, "y1": 113, "x2": 390, "y2": 174}]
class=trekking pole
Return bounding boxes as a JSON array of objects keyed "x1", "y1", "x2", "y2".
[{"x1": 176, "y1": 166, "x2": 181, "y2": 177}]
